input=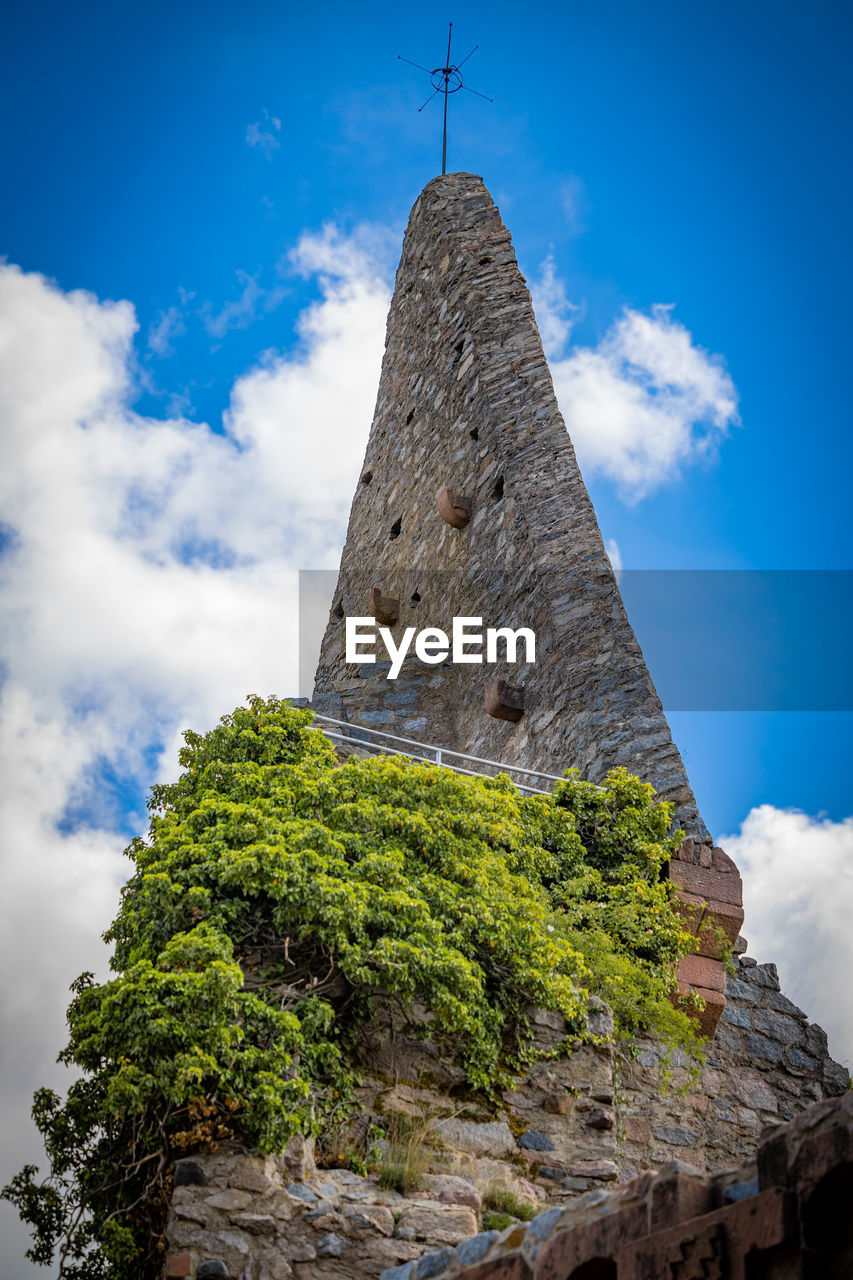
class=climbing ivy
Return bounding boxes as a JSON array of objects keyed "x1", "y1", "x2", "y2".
[{"x1": 3, "y1": 696, "x2": 702, "y2": 1277}]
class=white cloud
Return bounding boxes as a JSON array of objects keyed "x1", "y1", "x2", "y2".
[
  {"x1": 529, "y1": 255, "x2": 584, "y2": 360},
  {"x1": 721, "y1": 805, "x2": 853, "y2": 1068},
  {"x1": 246, "y1": 108, "x2": 282, "y2": 159},
  {"x1": 200, "y1": 270, "x2": 288, "y2": 339},
  {"x1": 604, "y1": 536, "x2": 623, "y2": 580},
  {"x1": 560, "y1": 174, "x2": 587, "y2": 237},
  {"x1": 0, "y1": 236, "x2": 390, "y2": 1274},
  {"x1": 147, "y1": 304, "x2": 185, "y2": 356},
  {"x1": 534, "y1": 268, "x2": 740, "y2": 500}
]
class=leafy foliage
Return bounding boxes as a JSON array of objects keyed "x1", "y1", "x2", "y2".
[{"x1": 3, "y1": 696, "x2": 701, "y2": 1276}]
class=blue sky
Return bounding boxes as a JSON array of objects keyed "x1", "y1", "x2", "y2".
[{"x1": 1, "y1": 2, "x2": 852, "y2": 1271}]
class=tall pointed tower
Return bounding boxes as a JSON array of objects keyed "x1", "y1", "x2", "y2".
[
  {"x1": 315, "y1": 174, "x2": 704, "y2": 827},
  {"x1": 313, "y1": 173, "x2": 742, "y2": 1027}
]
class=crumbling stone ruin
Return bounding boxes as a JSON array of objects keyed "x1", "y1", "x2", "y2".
[{"x1": 162, "y1": 175, "x2": 850, "y2": 1278}]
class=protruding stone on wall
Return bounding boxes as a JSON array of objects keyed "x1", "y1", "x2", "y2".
[
  {"x1": 367, "y1": 587, "x2": 399, "y2": 627},
  {"x1": 485, "y1": 678, "x2": 524, "y2": 722},
  {"x1": 436, "y1": 487, "x2": 473, "y2": 529}
]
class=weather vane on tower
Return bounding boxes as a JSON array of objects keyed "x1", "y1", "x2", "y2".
[{"x1": 398, "y1": 23, "x2": 493, "y2": 177}]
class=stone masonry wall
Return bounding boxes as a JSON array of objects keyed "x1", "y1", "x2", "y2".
[{"x1": 162, "y1": 954, "x2": 848, "y2": 1279}]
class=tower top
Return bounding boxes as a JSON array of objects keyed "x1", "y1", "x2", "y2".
[{"x1": 398, "y1": 24, "x2": 493, "y2": 175}]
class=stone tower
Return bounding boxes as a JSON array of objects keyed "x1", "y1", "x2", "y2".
[
  {"x1": 313, "y1": 173, "x2": 705, "y2": 836},
  {"x1": 311, "y1": 173, "x2": 849, "y2": 1073},
  {"x1": 313, "y1": 172, "x2": 748, "y2": 1029}
]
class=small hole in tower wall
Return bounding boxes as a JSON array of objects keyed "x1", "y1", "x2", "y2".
[
  {"x1": 411, "y1": 590, "x2": 421, "y2": 603},
  {"x1": 333, "y1": 600, "x2": 344, "y2": 620},
  {"x1": 492, "y1": 475, "x2": 505, "y2": 500},
  {"x1": 389, "y1": 517, "x2": 402, "y2": 540},
  {"x1": 469, "y1": 427, "x2": 479, "y2": 441},
  {"x1": 479, "y1": 255, "x2": 493, "y2": 265},
  {"x1": 454, "y1": 339, "x2": 465, "y2": 355},
  {"x1": 406, "y1": 410, "x2": 414, "y2": 425},
  {"x1": 361, "y1": 470, "x2": 373, "y2": 485}
]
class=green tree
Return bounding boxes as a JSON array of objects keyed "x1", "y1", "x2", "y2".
[{"x1": 3, "y1": 696, "x2": 701, "y2": 1277}]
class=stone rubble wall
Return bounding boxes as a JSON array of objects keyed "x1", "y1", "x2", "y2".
[
  {"x1": 617, "y1": 938, "x2": 849, "y2": 1181},
  {"x1": 376, "y1": 1091, "x2": 853, "y2": 1280},
  {"x1": 162, "y1": 957, "x2": 848, "y2": 1280}
]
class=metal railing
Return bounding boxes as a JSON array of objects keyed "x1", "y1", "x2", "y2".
[{"x1": 312, "y1": 712, "x2": 568, "y2": 796}]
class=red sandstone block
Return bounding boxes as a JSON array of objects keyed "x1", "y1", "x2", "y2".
[
  {"x1": 712, "y1": 845, "x2": 739, "y2": 874},
  {"x1": 629, "y1": 1188, "x2": 794, "y2": 1279},
  {"x1": 536, "y1": 1205, "x2": 649, "y2": 1280},
  {"x1": 697, "y1": 898, "x2": 745, "y2": 949},
  {"x1": 669, "y1": 862, "x2": 743, "y2": 907},
  {"x1": 676, "y1": 982, "x2": 726, "y2": 1038},
  {"x1": 673, "y1": 891, "x2": 706, "y2": 934},
  {"x1": 788, "y1": 1115, "x2": 853, "y2": 1201},
  {"x1": 677, "y1": 953, "x2": 727, "y2": 994},
  {"x1": 165, "y1": 1258, "x2": 191, "y2": 1279}
]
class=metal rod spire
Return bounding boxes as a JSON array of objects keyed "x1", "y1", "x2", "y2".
[
  {"x1": 397, "y1": 23, "x2": 493, "y2": 176},
  {"x1": 441, "y1": 24, "x2": 452, "y2": 175}
]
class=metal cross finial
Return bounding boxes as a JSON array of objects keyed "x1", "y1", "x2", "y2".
[{"x1": 398, "y1": 23, "x2": 493, "y2": 176}]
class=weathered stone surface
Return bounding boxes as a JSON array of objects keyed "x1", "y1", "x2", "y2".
[
  {"x1": 432, "y1": 1119, "x2": 516, "y2": 1158},
  {"x1": 397, "y1": 1204, "x2": 479, "y2": 1245},
  {"x1": 727, "y1": 1071, "x2": 778, "y2": 1113},
  {"x1": 420, "y1": 1175, "x2": 482, "y2": 1212},
  {"x1": 316, "y1": 1232, "x2": 349, "y2": 1257},
  {"x1": 205, "y1": 1189, "x2": 253, "y2": 1212}
]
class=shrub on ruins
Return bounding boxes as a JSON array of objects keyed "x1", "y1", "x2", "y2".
[{"x1": 3, "y1": 695, "x2": 701, "y2": 1277}]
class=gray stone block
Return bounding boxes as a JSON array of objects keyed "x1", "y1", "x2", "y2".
[
  {"x1": 518, "y1": 1130, "x2": 555, "y2": 1151},
  {"x1": 745, "y1": 1033, "x2": 784, "y2": 1064},
  {"x1": 285, "y1": 1183, "x2": 318, "y2": 1203},
  {"x1": 651, "y1": 1125, "x2": 699, "y2": 1147},
  {"x1": 725, "y1": 977, "x2": 760, "y2": 1002},
  {"x1": 414, "y1": 1248, "x2": 454, "y2": 1278},
  {"x1": 455, "y1": 1232, "x2": 497, "y2": 1266},
  {"x1": 316, "y1": 1233, "x2": 348, "y2": 1257},
  {"x1": 721, "y1": 1003, "x2": 752, "y2": 1029},
  {"x1": 380, "y1": 1265, "x2": 415, "y2": 1280},
  {"x1": 752, "y1": 1009, "x2": 805, "y2": 1045}
]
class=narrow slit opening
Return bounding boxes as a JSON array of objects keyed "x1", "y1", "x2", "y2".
[
  {"x1": 410, "y1": 590, "x2": 421, "y2": 603},
  {"x1": 406, "y1": 409, "x2": 414, "y2": 425},
  {"x1": 469, "y1": 427, "x2": 479, "y2": 441},
  {"x1": 389, "y1": 517, "x2": 402, "y2": 540},
  {"x1": 361, "y1": 470, "x2": 373, "y2": 485},
  {"x1": 333, "y1": 600, "x2": 344, "y2": 620},
  {"x1": 492, "y1": 475, "x2": 505, "y2": 501}
]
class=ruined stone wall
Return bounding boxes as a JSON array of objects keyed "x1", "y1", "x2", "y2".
[
  {"x1": 162, "y1": 955, "x2": 847, "y2": 1279},
  {"x1": 311, "y1": 172, "x2": 706, "y2": 843}
]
